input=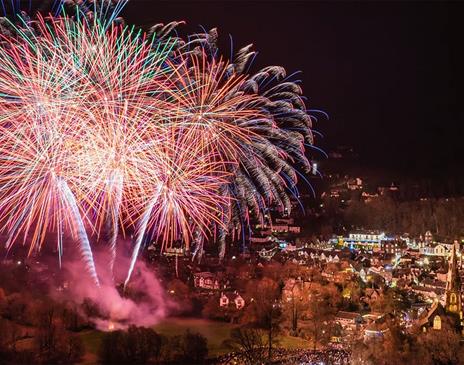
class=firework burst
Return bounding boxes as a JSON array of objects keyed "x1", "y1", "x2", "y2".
[{"x1": 0, "y1": 0, "x2": 316, "y2": 286}]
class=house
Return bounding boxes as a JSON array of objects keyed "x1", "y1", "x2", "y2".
[
  {"x1": 250, "y1": 236, "x2": 272, "y2": 244},
  {"x1": 219, "y1": 292, "x2": 245, "y2": 310},
  {"x1": 411, "y1": 285, "x2": 445, "y2": 303},
  {"x1": 417, "y1": 301, "x2": 447, "y2": 331},
  {"x1": 335, "y1": 311, "x2": 363, "y2": 330},
  {"x1": 399, "y1": 254, "x2": 413, "y2": 265},
  {"x1": 392, "y1": 268, "x2": 417, "y2": 283},
  {"x1": 364, "y1": 320, "x2": 389, "y2": 339},
  {"x1": 420, "y1": 243, "x2": 450, "y2": 257},
  {"x1": 271, "y1": 224, "x2": 290, "y2": 233},
  {"x1": 325, "y1": 254, "x2": 339, "y2": 263},
  {"x1": 288, "y1": 226, "x2": 301, "y2": 234},
  {"x1": 421, "y1": 278, "x2": 447, "y2": 291},
  {"x1": 361, "y1": 191, "x2": 379, "y2": 202},
  {"x1": 377, "y1": 183, "x2": 399, "y2": 196},
  {"x1": 358, "y1": 268, "x2": 367, "y2": 282},
  {"x1": 329, "y1": 190, "x2": 341, "y2": 198},
  {"x1": 282, "y1": 244, "x2": 298, "y2": 252},
  {"x1": 193, "y1": 272, "x2": 220, "y2": 290},
  {"x1": 258, "y1": 247, "x2": 277, "y2": 260},
  {"x1": 298, "y1": 250, "x2": 309, "y2": 258},
  {"x1": 381, "y1": 239, "x2": 407, "y2": 255},
  {"x1": 347, "y1": 178, "x2": 363, "y2": 190},
  {"x1": 436, "y1": 269, "x2": 448, "y2": 282},
  {"x1": 275, "y1": 218, "x2": 294, "y2": 225}
]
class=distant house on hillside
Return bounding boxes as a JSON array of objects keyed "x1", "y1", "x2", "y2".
[
  {"x1": 219, "y1": 292, "x2": 245, "y2": 310},
  {"x1": 335, "y1": 311, "x2": 363, "y2": 330},
  {"x1": 381, "y1": 239, "x2": 407, "y2": 255},
  {"x1": 193, "y1": 272, "x2": 220, "y2": 290},
  {"x1": 420, "y1": 243, "x2": 450, "y2": 257},
  {"x1": 364, "y1": 320, "x2": 389, "y2": 339}
]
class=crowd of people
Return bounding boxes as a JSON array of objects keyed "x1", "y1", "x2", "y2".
[
  {"x1": 283, "y1": 348, "x2": 350, "y2": 364},
  {"x1": 215, "y1": 348, "x2": 350, "y2": 364}
]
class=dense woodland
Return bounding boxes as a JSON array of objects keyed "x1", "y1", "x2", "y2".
[
  {"x1": 319, "y1": 195, "x2": 464, "y2": 239},
  {"x1": 344, "y1": 197, "x2": 464, "y2": 238}
]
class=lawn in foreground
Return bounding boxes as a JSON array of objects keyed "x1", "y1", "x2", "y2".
[{"x1": 79, "y1": 317, "x2": 311, "y2": 362}]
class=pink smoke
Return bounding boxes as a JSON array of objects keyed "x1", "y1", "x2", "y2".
[{"x1": 53, "y1": 243, "x2": 173, "y2": 331}]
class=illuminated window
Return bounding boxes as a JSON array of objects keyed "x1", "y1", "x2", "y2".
[
  {"x1": 433, "y1": 315, "x2": 442, "y2": 330},
  {"x1": 451, "y1": 293, "x2": 457, "y2": 304}
]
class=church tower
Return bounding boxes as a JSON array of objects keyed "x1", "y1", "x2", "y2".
[
  {"x1": 417, "y1": 245, "x2": 464, "y2": 333},
  {"x1": 445, "y1": 245, "x2": 463, "y2": 322}
]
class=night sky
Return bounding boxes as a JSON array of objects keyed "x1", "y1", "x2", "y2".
[{"x1": 119, "y1": 1, "x2": 463, "y2": 180}]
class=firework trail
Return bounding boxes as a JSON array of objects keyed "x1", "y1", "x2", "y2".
[
  {"x1": 106, "y1": 170, "x2": 123, "y2": 278},
  {"x1": 57, "y1": 178, "x2": 100, "y2": 286},
  {"x1": 192, "y1": 227, "x2": 205, "y2": 264},
  {"x1": 124, "y1": 186, "x2": 161, "y2": 290},
  {"x1": 218, "y1": 223, "x2": 228, "y2": 262}
]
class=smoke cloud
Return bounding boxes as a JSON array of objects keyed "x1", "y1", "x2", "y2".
[{"x1": 52, "y1": 243, "x2": 172, "y2": 331}]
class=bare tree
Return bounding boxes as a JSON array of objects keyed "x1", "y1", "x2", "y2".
[
  {"x1": 225, "y1": 326, "x2": 267, "y2": 365},
  {"x1": 242, "y1": 278, "x2": 282, "y2": 361}
]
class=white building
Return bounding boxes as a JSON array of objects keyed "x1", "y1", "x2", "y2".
[
  {"x1": 335, "y1": 311, "x2": 363, "y2": 330},
  {"x1": 419, "y1": 243, "x2": 456, "y2": 257},
  {"x1": 250, "y1": 236, "x2": 272, "y2": 244},
  {"x1": 219, "y1": 292, "x2": 245, "y2": 310},
  {"x1": 342, "y1": 231, "x2": 391, "y2": 250}
]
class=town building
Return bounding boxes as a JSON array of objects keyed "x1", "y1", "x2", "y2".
[
  {"x1": 347, "y1": 177, "x2": 363, "y2": 190},
  {"x1": 335, "y1": 311, "x2": 363, "y2": 331},
  {"x1": 219, "y1": 292, "x2": 245, "y2": 310},
  {"x1": 338, "y1": 231, "x2": 394, "y2": 250},
  {"x1": 193, "y1": 272, "x2": 220, "y2": 290},
  {"x1": 381, "y1": 239, "x2": 407, "y2": 255},
  {"x1": 420, "y1": 243, "x2": 450, "y2": 257},
  {"x1": 364, "y1": 320, "x2": 389, "y2": 340}
]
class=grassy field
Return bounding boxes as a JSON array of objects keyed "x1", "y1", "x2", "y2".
[
  {"x1": 79, "y1": 317, "x2": 311, "y2": 363},
  {"x1": 153, "y1": 318, "x2": 238, "y2": 356}
]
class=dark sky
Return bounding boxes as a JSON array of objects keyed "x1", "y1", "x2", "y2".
[{"x1": 119, "y1": 0, "x2": 463, "y2": 179}]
